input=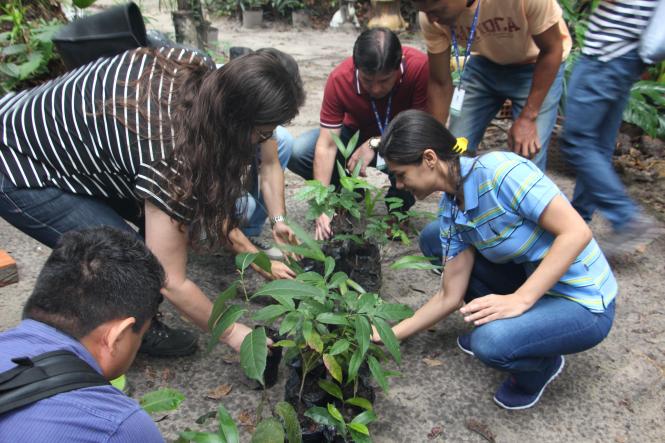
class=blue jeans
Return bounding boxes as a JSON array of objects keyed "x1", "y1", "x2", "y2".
[
  {"x1": 559, "y1": 53, "x2": 644, "y2": 230},
  {"x1": 450, "y1": 56, "x2": 565, "y2": 171},
  {"x1": 288, "y1": 126, "x2": 415, "y2": 210},
  {"x1": 419, "y1": 220, "x2": 615, "y2": 391},
  {"x1": 0, "y1": 126, "x2": 293, "y2": 245}
]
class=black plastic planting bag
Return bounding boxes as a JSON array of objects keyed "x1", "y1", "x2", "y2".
[{"x1": 53, "y1": 2, "x2": 147, "y2": 71}]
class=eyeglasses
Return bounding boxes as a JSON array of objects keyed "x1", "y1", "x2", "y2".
[{"x1": 255, "y1": 128, "x2": 275, "y2": 144}]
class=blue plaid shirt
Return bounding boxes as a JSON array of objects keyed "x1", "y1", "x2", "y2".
[{"x1": 439, "y1": 152, "x2": 617, "y2": 312}]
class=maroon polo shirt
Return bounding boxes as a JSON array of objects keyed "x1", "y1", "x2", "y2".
[{"x1": 319, "y1": 46, "x2": 429, "y2": 142}]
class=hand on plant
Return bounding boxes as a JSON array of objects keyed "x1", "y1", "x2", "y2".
[
  {"x1": 346, "y1": 142, "x2": 375, "y2": 177},
  {"x1": 272, "y1": 221, "x2": 301, "y2": 260},
  {"x1": 508, "y1": 116, "x2": 540, "y2": 159},
  {"x1": 315, "y1": 213, "x2": 333, "y2": 240},
  {"x1": 269, "y1": 260, "x2": 296, "y2": 280},
  {"x1": 221, "y1": 322, "x2": 251, "y2": 352},
  {"x1": 459, "y1": 293, "x2": 534, "y2": 326}
]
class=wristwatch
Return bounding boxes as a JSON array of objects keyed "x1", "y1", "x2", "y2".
[
  {"x1": 368, "y1": 137, "x2": 381, "y2": 151},
  {"x1": 269, "y1": 214, "x2": 286, "y2": 227}
]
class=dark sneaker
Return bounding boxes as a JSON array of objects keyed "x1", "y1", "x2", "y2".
[
  {"x1": 139, "y1": 316, "x2": 198, "y2": 357},
  {"x1": 249, "y1": 236, "x2": 283, "y2": 260},
  {"x1": 493, "y1": 355, "x2": 565, "y2": 410},
  {"x1": 456, "y1": 334, "x2": 474, "y2": 356},
  {"x1": 603, "y1": 213, "x2": 665, "y2": 258}
]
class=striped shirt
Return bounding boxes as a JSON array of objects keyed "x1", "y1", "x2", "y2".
[
  {"x1": 583, "y1": 0, "x2": 656, "y2": 62},
  {"x1": 0, "y1": 47, "x2": 213, "y2": 221},
  {"x1": 439, "y1": 152, "x2": 617, "y2": 312}
]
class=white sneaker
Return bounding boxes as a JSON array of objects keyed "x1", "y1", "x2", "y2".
[{"x1": 249, "y1": 237, "x2": 283, "y2": 260}]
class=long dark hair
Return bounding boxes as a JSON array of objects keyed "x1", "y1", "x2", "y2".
[
  {"x1": 379, "y1": 110, "x2": 465, "y2": 200},
  {"x1": 116, "y1": 48, "x2": 305, "y2": 246},
  {"x1": 353, "y1": 27, "x2": 402, "y2": 73}
]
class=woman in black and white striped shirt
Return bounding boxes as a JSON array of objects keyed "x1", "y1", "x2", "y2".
[{"x1": 0, "y1": 47, "x2": 305, "y2": 355}]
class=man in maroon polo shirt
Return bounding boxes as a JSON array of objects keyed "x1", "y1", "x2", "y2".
[{"x1": 288, "y1": 28, "x2": 429, "y2": 240}]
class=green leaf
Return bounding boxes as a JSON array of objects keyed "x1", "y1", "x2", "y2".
[
  {"x1": 373, "y1": 317, "x2": 401, "y2": 364},
  {"x1": 368, "y1": 355, "x2": 389, "y2": 392},
  {"x1": 347, "y1": 422, "x2": 370, "y2": 436},
  {"x1": 209, "y1": 282, "x2": 238, "y2": 330},
  {"x1": 272, "y1": 339, "x2": 296, "y2": 348},
  {"x1": 323, "y1": 354, "x2": 343, "y2": 384},
  {"x1": 285, "y1": 220, "x2": 325, "y2": 261},
  {"x1": 179, "y1": 431, "x2": 224, "y2": 443},
  {"x1": 236, "y1": 252, "x2": 258, "y2": 272},
  {"x1": 304, "y1": 406, "x2": 337, "y2": 428},
  {"x1": 318, "y1": 378, "x2": 344, "y2": 400},
  {"x1": 217, "y1": 403, "x2": 239, "y2": 443},
  {"x1": 303, "y1": 320, "x2": 324, "y2": 353},
  {"x1": 348, "y1": 429, "x2": 372, "y2": 443},
  {"x1": 253, "y1": 251, "x2": 273, "y2": 274},
  {"x1": 336, "y1": 159, "x2": 349, "y2": 180},
  {"x1": 347, "y1": 130, "x2": 360, "y2": 152},
  {"x1": 279, "y1": 311, "x2": 301, "y2": 336},
  {"x1": 357, "y1": 293, "x2": 377, "y2": 314},
  {"x1": 328, "y1": 339, "x2": 350, "y2": 356},
  {"x1": 207, "y1": 305, "x2": 247, "y2": 354},
  {"x1": 16, "y1": 53, "x2": 43, "y2": 80},
  {"x1": 331, "y1": 131, "x2": 350, "y2": 159},
  {"x1": 110, "y1": 375, "x2": 126, "y2": 391},
  {"x1": 354, "y1": 316, "x2": 371, "y2": 357},
  {"x1": 328, "y1": 271, "x2": 349, "y2": 289},
  {"x1": 253, "y1": 280, "x2": 325, "y2": 301},
  {"x1": 240, "y1": 328, "x2": 268, "y2": 386},
  {"x1": 73, "y1": 0, "x2": 97, "y2": 8},
  {"x1": 253, "y1": 304, "x2": 290, "y2": 323},
  {"x1": 390, "y1": 255, "x2": 442, "y2": 271},
  {"x1": 327, "y1": 403, "x2": 344, "y2": 424},
  {"x1": 140, "y1": 388, "x2": 185, "y2": 413},
  {"x1": 316, "y1": 313, "x2": 349, "y2": 326},
  {"x1": 251, "y1": 418, "x2": 285, "y2": 443},
  {"x1": 347, "y1": 348, "x2": 363, "y2": 382},
  {"x1": 275, "y1": 401, "x2": 302, "y2": 443},
  {"x1": 324, "y1": 256, "x2": 336, "y2": 279},
  {"x1": 374, "y1": 304, "x2": 414, "y2": 322},
  {"x1": 346, "y1": 397, "x2": 373, "y2": 411},
  {"x1": 270, "y1": 292, "x2": 296, "y2": 310}
]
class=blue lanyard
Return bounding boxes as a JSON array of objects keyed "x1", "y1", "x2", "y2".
[
  {"x1": 451, "y1": 2, "x2": 481, "y2": 87},
  {"x1": 370, "y1": 92, "x2": 393, "y2": 135}
]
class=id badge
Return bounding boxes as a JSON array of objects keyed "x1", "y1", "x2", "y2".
[{"x1": 450, "y1": 87, "x2": 465, "y2": 117}]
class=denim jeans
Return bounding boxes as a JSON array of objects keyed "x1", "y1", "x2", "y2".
[
  {"x1": 559, "y1": 53, "x2": 644, "y2": 230},
  {"x1": 0, "y1": 126, "x2": 293, "y2": 246},
  {"x1": 419, "y1": 220, "x2": 615, "y2": 392},
  {"x1": 288, "y1": 126, "x2": 415, "y2": 210},
  {"x1": 449, "y1": 56, "x2": 565, "y2": 171}
]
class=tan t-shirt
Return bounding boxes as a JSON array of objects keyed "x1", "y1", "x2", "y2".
[{"x1": 420, "y1": 0, "x2": 571, "y2": 65}]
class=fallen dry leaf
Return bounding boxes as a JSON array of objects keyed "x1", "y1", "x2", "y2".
[
  {"x1": 466, "y1": 418, "x2": 496, "y2": 443},
  {"x1": 144, "y1": 366, "x2": 158, "y2": 380},
  {"x1": 423, "y1": 358, "x2": 444, "y2": 367},
  {"x1": 427, "y1": 426, "x2": 444, "y2": 440},
  {"x1": 161, "y1": 368, "x2": 172, "y2": 383},
  {"x1": 237, "y1": 409, "x2": 257, "y2": 427},
  {"x1": 222, "y1": 354, "x2": 240, "y2": 364},
  {"x1": 205, "y1": 383, "x2": 232, "y2": 400}
]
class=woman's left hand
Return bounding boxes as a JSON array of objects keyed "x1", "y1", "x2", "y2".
[{"x1": 459, "y1": 293, "x2": 533, "y2": 326}]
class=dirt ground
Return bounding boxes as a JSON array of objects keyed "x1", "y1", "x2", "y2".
[{"x1": 1, "y1": 3, "x2": 665, "y2": 442}]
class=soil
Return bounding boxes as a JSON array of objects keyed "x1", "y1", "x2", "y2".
[{"x1": 1, "y1": 2, "x2": 665, "y2": 442}]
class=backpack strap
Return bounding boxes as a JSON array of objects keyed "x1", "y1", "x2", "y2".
[{"x1": 0, "y1": 350, "x2": 109, "y2": 415}]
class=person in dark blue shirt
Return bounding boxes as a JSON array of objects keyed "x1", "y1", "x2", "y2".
[{"x1": 0, "y1": 227, "x2": 166, "y2": 442}]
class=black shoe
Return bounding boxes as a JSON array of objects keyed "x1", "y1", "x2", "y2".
[{"x1": 139, "y1": 315, "x2": 198, "y2": 357}]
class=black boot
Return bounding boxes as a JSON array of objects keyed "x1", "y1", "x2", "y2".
[{"x1": 139, "y1": 314, "x2": 198, "y2": 357}]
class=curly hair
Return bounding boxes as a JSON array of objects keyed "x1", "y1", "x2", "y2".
[{"x1": 114, "y1": 48, "x2": 305, "y2": 246}]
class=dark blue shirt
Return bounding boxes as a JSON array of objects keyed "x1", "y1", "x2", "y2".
[{"x1": 0, "y1": 319, "x2": 164, "y2": 443}]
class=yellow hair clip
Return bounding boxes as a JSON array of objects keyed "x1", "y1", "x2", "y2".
[{"x1": 453, "y1": 137, "x2": 468, "y2": 154}]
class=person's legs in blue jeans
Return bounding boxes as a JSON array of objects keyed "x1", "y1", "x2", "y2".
[
  {"x1": 505, "y1": 63, "x2": 565, "y2": 171},
  {"x1": 241, "y1": 125, "x2": 293, "y2": 237},
  {"x1": 471, "y1": 297, "x2": 614, "y2": 393},
  {"x1": 560, "y1": 54, "x2": 643, "y2": 229},
  {"x1": 288, "y1": 127, "x2": 320, "y2": 180},
  {"x1": 449, "y1": 56, "x2": 506, "y2": 152},
  {"x1": 0, "y1": 171, "x2": 139, "y2": 248}
]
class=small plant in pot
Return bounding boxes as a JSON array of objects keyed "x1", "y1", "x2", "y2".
[
  {"x1": 271, "y1": 0, "x2": 308, "y2": 27},
  {"x1": 296, "y1": 131, "x2": 422, "y2": 293},
  {"x1": 241, "y1": 0, "x2": 267, "y2": 28}
]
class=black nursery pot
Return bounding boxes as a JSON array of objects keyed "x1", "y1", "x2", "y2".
[{"x1": 340, "y1": 241, "x2": 382, "y2": 293}]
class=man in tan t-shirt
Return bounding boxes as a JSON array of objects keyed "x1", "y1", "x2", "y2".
[{"x1": 413, "y1": 0, "x2": 571, "y2": 170}]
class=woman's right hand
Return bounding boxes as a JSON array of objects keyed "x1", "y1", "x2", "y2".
[
  {"x1": 315, "y1": 213, "x2": 333, "y2": 240},
  {"x1": 221, "y1": 322, "x2": 252, "y2": 352}
]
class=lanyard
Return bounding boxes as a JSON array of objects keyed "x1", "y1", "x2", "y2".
[
  {"x1": 370, "y1": 92, "x2": 393, "y2": 135},
  {"x1": 451, "y1": 2, "x2": 481, "y2": 87}
]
